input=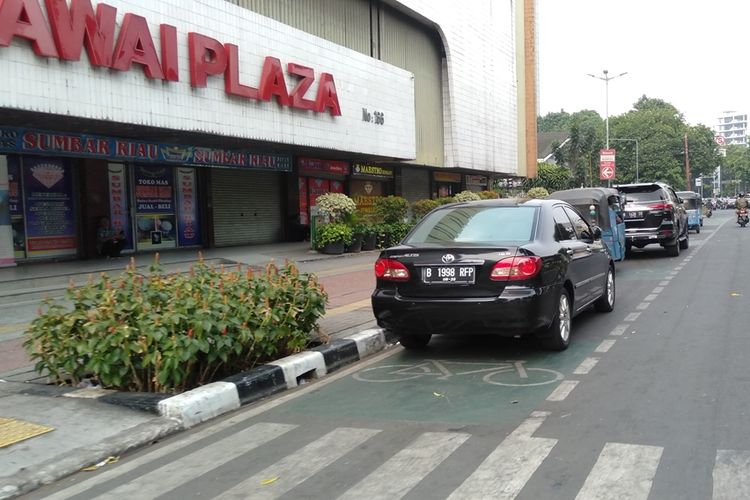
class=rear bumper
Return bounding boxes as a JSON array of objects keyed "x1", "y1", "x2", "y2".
[
  {"x1": 371, "y1": 285, "x2": 559, "y2": 337},
  {"x1": 625, "y1": 227, "x2": 678, "y2": 247}
]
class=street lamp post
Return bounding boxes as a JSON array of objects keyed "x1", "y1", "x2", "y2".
[
  {"x1": 587, "y1": 69, "x2": 628, "y2": 149},
  {"x1": 609, "y1": 138, "x2": 639, "y2": 182}
]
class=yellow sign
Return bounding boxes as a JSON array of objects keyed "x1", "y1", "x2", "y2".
[
  {"x1": 434, "y1": 172, "x2": 461, "y2": 183},
  {"x1": 352, "y1": 164, "x2": 393, "y2": 178}
]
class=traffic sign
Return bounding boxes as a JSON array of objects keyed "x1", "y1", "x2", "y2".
[
  {"x1": 715, "y1": 135, "x2": 726, "y2": 146},
  {"x1": 599, "y1": 149, "x2": 616, "y2": 180}
]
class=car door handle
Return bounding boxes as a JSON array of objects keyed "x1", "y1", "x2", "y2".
[
  {"x1": 586, "y1": 245, "x2": 592, "y2": 253},
  {"x1": 565, "y1": 248, "x2": 574, "y2": 256}
]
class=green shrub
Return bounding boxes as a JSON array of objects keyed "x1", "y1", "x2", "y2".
[
  {"x1": 437, "y1": 196, "x2": 455, "y2": 205},
  {"x1": 315, "y1": 222, "x2": 353, "y2": 248},
  {"x1": 478, "y1": 190, "x2": 500, "y2": 199},
  {"x1": 373, "y1": 196, "x2": 409, "y2": 224},
  {"x1": 454, "y1": 190, "x2": 482, "y2": 202},
  {"x1": 526, "y1": 187, "x2": 550, "y2": 199},
  {"x1": 374, "y1": 222, "x2": 414, "y2": 248},
  {"x1": 411, "y1": 199, "x2": 440, "y2": 221},
  {"x1": 23, "y1": 255, "x2": 327, "y2": 393},
  {"x1": 315, "y1": 193, "x2": 357, "y2": 222}
]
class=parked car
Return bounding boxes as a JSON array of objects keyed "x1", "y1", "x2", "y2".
[
  {"x1": 371, "y1": 198, "x2": 615, "y2": 351},
  {"x1": 616, "y1": 182, "x2": 689, "y2": 257}
]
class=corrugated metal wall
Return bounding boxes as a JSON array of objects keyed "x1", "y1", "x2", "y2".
[
  {"x1": 211, "y1": 169, "x2": 283, "y2": 246},
  {"x1": 229, "y1": 0, "x2": 444, "y2": 168}
]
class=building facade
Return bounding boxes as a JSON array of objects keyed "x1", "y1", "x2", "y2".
[
  {"x1": 715, "y1": 111, "x2": 748, "y2": 147},
  {"x1": 0, "y1": 0, "x2": 535, "y2": 265}
]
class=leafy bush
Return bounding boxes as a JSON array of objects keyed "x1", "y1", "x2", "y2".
[
  {"x1": 454, "y1": 190, "x2": 482, "y2": 202},
  {"x1": 526, "y1": 187, "x2": 550, "y2": 199},
  {"x1": 374, "y1": 222, "x2": 414, "y2": 248},
  {"x1": 478, "y1": 190, "x2": 500, "y2": 199},
  {"x1": 411, "y1": 199, "x2": 440, "y2": 221},
  {"x1": 315, "y1": 193, "x2": 357, "y2": 222},
  {"x1": 23, "y1": 255, "x2": 327, "y2": 393},
  {"x1": 373, "y1": 196, "x2": 409, "y2": 224},
  {"x1": 315, "y1": 222, "x2": 353, "y2": 248},
  {"x1": 437, "y1": 196, "x2": 455, "y2": 205}
]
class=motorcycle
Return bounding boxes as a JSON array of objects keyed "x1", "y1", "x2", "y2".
[{"x1": 738, "y1": 208, "x2": 749, "y2": 227}]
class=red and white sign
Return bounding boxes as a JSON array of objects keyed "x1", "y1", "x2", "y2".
[
  {"x1": 599, "y1": 149, "x2": 616, "y2": 180},
  {"x1": 715, "y1": 135, "x2": 726, "y2": 146}
]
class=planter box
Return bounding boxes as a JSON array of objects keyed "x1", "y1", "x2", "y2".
[{"x1": 321, "y1": 240, "x2": 345, "y2": 255}]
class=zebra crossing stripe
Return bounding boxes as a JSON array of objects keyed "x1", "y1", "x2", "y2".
[
  {"x1": 339, "y1": 431, "x2": 470, "y2": 500},
  {"x1": 84, "y1": 422, "x2": 297, "y2": 499},
  {"x1": 713, "y1": 450, "x2": 750, "y2": 499},
  {"x1": 447, "y1": 412, "x2": 556, "y2": 499},
  {"x1": 575, "y1": 442, "x2": 663, "y2": 500},
  {"x1": 217, "y1": 427, "x2": 380, "y2": 499}
]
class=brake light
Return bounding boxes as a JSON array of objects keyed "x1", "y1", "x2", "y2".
[
  {"x1": 648, "y1": 203, "x2": 672, "y2": 211},
  {"x1": 374, "y1": 258, "x2": 410, "y2": 281},
  {"x1": 490, "y1": 256, "x2": 543, "y2": 281}
]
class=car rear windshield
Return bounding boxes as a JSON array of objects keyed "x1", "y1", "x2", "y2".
[
  {"x1": 405, "y1": 206, "x2": 537, "y2": 244},
  {"x1": 620, "y1": 186, "x2": 665, "y2": 202}
]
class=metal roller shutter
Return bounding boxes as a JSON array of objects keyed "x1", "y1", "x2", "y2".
[
  {"x1": 400, "y1": 167, "x2": 430, "y2": 202},
  {"x1": 211, "y1": 169, "x2": 283, "y2": 246}
]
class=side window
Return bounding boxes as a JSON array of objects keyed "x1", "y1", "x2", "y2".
[
  {"x1": 564, "y1": 207, "x2": 593, "y2": 241},
  {"x1": 553, "y1": 206, "x2": 576, "y2": 240}
]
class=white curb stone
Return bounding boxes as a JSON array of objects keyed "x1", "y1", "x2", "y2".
[
  {"x1": 270, "y1": 351, "x2": 327, "y2": 388},
  {"x1": 158, "y1": 382, "x2": 240, "y2": 428},
  {"x1": 346, "y1": 329, "x2": 386, "y2": 359}
]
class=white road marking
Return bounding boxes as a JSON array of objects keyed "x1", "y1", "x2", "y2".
[
  {"x1": 663, "y1": 276, "x2": 673, "y2": 281},
  {"x1": 652, "y1": 287, "x2": 664, "y2": 294},
  {"x1": 219, "y1": 427, "x2": 380, "y2": 499},
  {"x1": 669, "y1": 271, "x2": 679, "y2": 276},
  {"x1": 89, "y1": 423, "x2": 297, "y2": 499},
  {"x1": 624, "y1": 312, "x2": 641, "y2": 321},
  {"x1": 576, "y1": 442, "x2": 663, "y2": 500},
  {"x1": 573, "y1": 358, "x2": 599, "y2": 375},
  {"x1": 610, "y1": 324, "x2": 628, "y2": 336},
  {"x1": 595, "y1": 339, "x2": 616, "y2": 353},
  {"x1": 339, "y1": 432, "x2": 470, "y2": 500},
  {"x1": 713, "y1": 450, "x2": 750, "y2": 500},
  {"x1": 659, "y1": 281, "x2": 670, "y2": 286},
  {"x1": 644, "y1": 294, "x2": 658, "y2": 301},
  {"x1": 546, "y1": 380, "x2": 579, "y2": 401},
  {"x1": 636, "y1": 302, "x2": 651, "y2": 310},
  {"x1": 447, "y1": 412, "x2": 556, "y2": 499}
]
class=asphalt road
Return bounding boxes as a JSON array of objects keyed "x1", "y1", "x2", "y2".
[{"x1": 29, "y1": 210, "x2": 750, "y2": 500}]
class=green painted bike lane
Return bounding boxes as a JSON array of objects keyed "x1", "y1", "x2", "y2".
[{"x1": 264, "y1": 338, "x2": 598, "y2": 426}]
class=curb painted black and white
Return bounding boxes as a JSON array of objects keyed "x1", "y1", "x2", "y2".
[{"x1": 60, "y1": 328, "x2": 390, "y2": 429}]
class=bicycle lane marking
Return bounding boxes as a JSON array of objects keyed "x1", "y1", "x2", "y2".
[{"x1": 263, "y1": 342, "x2": 598, "y2": 426}]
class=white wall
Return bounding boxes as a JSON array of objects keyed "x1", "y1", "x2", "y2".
[
  {"x1": 0, "y1": 0, "x2": 416, "y2": 160},
  {"x1": 395, "y1": 0, "x2": 519, "y2": 175}
]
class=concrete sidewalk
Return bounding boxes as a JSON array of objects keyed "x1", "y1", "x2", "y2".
[{"x1": 0, "y1": 243, "x2": 386, "y2": 499}]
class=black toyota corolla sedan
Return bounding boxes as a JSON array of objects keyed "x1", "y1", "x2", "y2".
[{"x1": 371, "y1": 198, "x2": 615, "y2": 350}]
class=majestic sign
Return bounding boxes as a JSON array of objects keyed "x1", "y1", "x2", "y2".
[
  {"x1": 352, "y1": 164, "x2": 394, "y2": 178},
  {"x1": 0, "y1": 0, "x2": 341, "y2": 115}
]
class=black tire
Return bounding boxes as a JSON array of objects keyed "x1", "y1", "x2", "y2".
[
  {"x1": 399, "y1": 334, "x2": 432, "y2": 349},
  {"x1": 595, "y1": 267, "x2": 615, "y2": 312},
  {"x1": 696, "y1": 226, "x2": 700, "y2": 234},
  {"x1": 679, "y1": 231, "x2": 689, "y2": 249},
  {"x1": 666, "y1": 240, "x2": 680, "y2": 256},
  {"x1": 540, "y1": 289, "x2": 572, "y2": 351},
  {"x1": 625, "y1": 242, "x2": 633, "y2": 256}
]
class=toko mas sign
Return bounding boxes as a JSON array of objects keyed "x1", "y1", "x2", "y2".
[{"x1": 0, "y1": 0, "x2": 416, "y2": 159}]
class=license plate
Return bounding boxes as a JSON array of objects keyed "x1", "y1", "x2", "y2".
[
  {"x1": 422, "y1": 266, "x2": 475, "y2": 284},
  {"x1": 626, "y1": 211, "x2": 643, "y2": 218}
]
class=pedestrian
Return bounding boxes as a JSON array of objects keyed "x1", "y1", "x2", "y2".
[{"x1": 97, "y1": 217, "x2": 125, "y2": 258}]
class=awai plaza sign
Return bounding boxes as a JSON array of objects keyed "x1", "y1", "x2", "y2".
[{"x1": 0, "y1": 0, "x2": 417, "y2": 159}]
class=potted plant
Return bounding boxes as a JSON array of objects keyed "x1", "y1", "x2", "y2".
[
  {"x1": 361, "y1": 224, "x2": 377, "y2": 251},
  {"x1": 347, "y1": 222, "x2": 368, "y2": 253},
  {"x1": 315, "y1": 222, "x2": 353, "y2": 255}
]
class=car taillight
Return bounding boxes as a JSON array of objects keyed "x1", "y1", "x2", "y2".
[
  {"x1": 648, "y1": 203, "x2": 672, "y2": 211},
  {"x1": 490, "y1": 256, "x2": 542, "y2": 281},
  {"x1": 374, "y1": 258, "x2": 410, "y2": 281}
]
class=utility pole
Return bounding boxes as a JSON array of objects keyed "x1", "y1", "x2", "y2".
[{"x1": 684, "y1": 134, "x2": 691, "y2": 190}]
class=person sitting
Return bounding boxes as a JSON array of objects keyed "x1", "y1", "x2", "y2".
[{"x1": 97, "y1": 217, "x2": 125, "y2": 258}]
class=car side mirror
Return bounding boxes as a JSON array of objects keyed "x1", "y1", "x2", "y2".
[{"x1": 592, "y1": 226, "x2": 602, "y2": 240}]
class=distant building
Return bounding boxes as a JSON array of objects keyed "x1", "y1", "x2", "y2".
[
  {"x1": 537, "y1": 132, "x2": 570, "y2": 164},
  {"x1": 715, "y1": 111, "x2": 748, "y2": 146}
]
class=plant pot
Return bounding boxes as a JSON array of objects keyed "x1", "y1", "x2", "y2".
[
  {"x1": 346, "y1": 233, "x2": 363, "y2": 253},
  {"x1": 320, "y1": 240, "x2": 345, "y2": 255},
  {"x1": 362, "y1": 233, "x2": 377, "y2": 251}
]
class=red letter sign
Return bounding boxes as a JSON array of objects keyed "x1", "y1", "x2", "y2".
[
  {"x1": 288, "y1": 63, "x2": 316, "y2": 111},
  {"x1": 224, "y1": 43, "x2": 258, "y2": 99},
  {"x1": 0, "y1": 0, "x2": 58, "y2": 57},
  {"x1": 160, "y1": 24, "x2": 178, "y2": 81},
  {"x1": 315, "y1": 72, "x2": 341, "y2": 116},
  {"x1": 258, "y1": 56, "x2": 290, "y2": 106},
  {"x1": 111, "y1": 13, "x2": 164, "y2": 79},
  {"x1": 45, "y1": 0, "x2": 117, "y2": 66},
  {"x1": 188, "y1": 32, "x2": 226, "y2": 87}
]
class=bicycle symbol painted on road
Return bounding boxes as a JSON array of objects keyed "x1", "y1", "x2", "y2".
[{"x1": 353, "y1": 359, "x2": 564, "y2": 387}]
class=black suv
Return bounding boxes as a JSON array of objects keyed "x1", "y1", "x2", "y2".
[{"x1": 617, "y1": 182, "x2": 689, "y2": 256}]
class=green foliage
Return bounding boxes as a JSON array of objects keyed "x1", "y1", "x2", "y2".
[
  {"x1": 315, "y1": 193, "x2": 357, "y2": 222},
  {"x1": 373, "y1": 196, "x2": 409, "y2": 224},
  {"x1": 24, "y1": 256, "x2": 327, "y2": 393},
  {"x1": 315, "y1": 222, "x2": 353, "y2": 248},
  {"x1": 478, "y1": 190, "x2": 500, "y2": 199},
  {"x1": 411, "y1": 199, "x2": 440, "y2": 221},
  {"x1": 453, "y1": 190, "x2": 482, "y2": 202},
  {"x1": 437, "y1": 196, "x2": 455, "y2": 205},
  {"x1": 526, "y1": 187, "x2": 550, "y2": 199},
  {"x1": 374, "y1": 222, "x2": 414, "y2": 248},
  {"x1": 524, "y1": 163, "x2": 572, "y2": 192}
]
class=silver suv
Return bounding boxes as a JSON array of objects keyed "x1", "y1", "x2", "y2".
[{"x1": 617, "y1": 182, "x2": 689, "y2": 257}]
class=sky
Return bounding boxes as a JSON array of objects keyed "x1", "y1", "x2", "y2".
[{"x1": 536, "y1": 0, "x2": 750, "y2": 128}]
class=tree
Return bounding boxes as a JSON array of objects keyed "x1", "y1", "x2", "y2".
[{"x1": 524, "y1": 162, "x2": 572, "y2": 192}]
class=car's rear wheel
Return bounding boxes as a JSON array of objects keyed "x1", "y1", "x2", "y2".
[
  {"x1": 398, "y1": 334, "x2": 432, "y2": 349},
  {"x1": 595, "y1": 267, "x2": 615, "y2": 312},
  {"x1": 540, "y1": 290, "x2": 571, "y2": 351},
  {"x1": 666, "y1": 240, "x2": 680, "y2": 256},
  {"x1": 679, "y1": 231, "x2": 689, "y2": 249}
]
